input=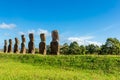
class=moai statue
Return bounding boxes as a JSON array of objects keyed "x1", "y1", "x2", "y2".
[
  {"x1": 50, "y1": 30, "x2": 60, "y2": 55},
  {"x1": 14, "y1": 37, "x2": 19, "y2": 53},
  {"x1": 8, "y1": 39, "x2": 12, "y2": 53},
  {"x1": 4, "y1": 40, "x2": 8, "y2": 53},
  {"x1": 39, "y1": 33, "x2": 46, "y2": 55},
  {"x1": 20, "y1": 35, "x2": 26, "y2": 54},
  {"x1": 28, "y1": 33, "x2": 35, "y2": 54}
]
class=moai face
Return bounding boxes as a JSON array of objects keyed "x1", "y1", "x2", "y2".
[
  {"x1": 8, "y1": 39, "x2": 12, "y2": 53},
  {"x1": 52, "y1": 30, "x2": 59, "y2": 41},
  {"x1": 20, "y1": 35, "x2": 26, "y2": 54},
  {"x1": 50, "y1": 30, "x2": 60, "y2": 55},
  {"x1": 21, "y1": 35, "x2": 26, "y2": 43},
  {"x1": 9, "y1": 39, "x2": 12, "y2": 44},
  {"x1": 40, "y1": 33, "x2": 46, "y2": 42},
  {"x1": 4, "y1": 40, "x2": 8, "y2": 53},
  {"x1": 14, "y1": 38, "x2": 19, "y2": 53},
  {"x1": 4, "y1": 40, "x2": 7, "y2": 45},
  {"x1": 15, "y1": 38, "x2": 19, "y2": 44},
  {"x1": 39, "y1": 33, "x2": 46, "y2": 55},
  {"x1": 29, "y1": 33, "x2": 34, "y2": 42},
  {"x1": 28, "y1": 33, "x2": 35, "y2": 54}
]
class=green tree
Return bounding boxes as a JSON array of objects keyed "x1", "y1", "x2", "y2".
[
  {"x1": 79, "y1": 45, "x2": 86, "y2": 55},
  {"x1": 46, "y1": 45, "x2": 51, "y2": 54},
  {"x1": 60, "y1": 43, "x2": 69, "y2": 55},
  {"x1": 68, "y1": 41, "x2": 81, "y2": 55},
  {"x1": 86, "y1": 44, "x2": 100, "y2": 54},
  {"x1": 100, "y1": 38, "x2": 120, "y2": 55}
]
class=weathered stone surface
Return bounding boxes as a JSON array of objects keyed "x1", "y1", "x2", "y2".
[
  {"x1": 4, "y1": 40, "x2": 8, "y2": 53},
  {"x1": 28, "y1": 33, "x2": 35, "y2": 54},
  {"x1": 8, "y1": 39, "x2": 12, "y2": 53},
  {"x1": 14, "y1": 37, "x2": 19, "y2": 53},
  {"x1": 52, "y1": 30, "x2": 59, "y2": 42},
  {"x1": 20, "y1": 35, "x2": 26, "y2": 54},
  {"x1": 40, "y1": 33, "x2": 46, "y2": 42},
  {"x1": 50, "y1": 30, "x2": 60, "y2": 55},
  {"x1": 50, "y1": 41, "x2": 59, "y2": 55},
  {"x1": 39, "y1": 33, "x2": 46, "y2": 55}
]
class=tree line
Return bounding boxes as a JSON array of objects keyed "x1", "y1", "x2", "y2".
[{"x1": 60, "y1": 38, "x2": 120, "y2": 55}]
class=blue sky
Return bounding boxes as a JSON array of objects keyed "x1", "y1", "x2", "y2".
[{"x1": 0, "y1": 0, "x2": 120, "y2": 48}]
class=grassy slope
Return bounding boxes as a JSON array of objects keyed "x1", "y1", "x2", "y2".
[{"x1": 0, "y1": 53, "x2": 120, "y2": 80}]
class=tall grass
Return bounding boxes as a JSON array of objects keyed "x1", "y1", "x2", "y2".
[{"x1": 0, "y1": 53, "x2": 120, "y2": 80}]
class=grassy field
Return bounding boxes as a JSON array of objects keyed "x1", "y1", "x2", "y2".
[{"x1": 0, "y1": 53, "x2": 120, "y2": 80}]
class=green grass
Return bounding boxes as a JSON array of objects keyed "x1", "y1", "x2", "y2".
[{"x1": 0, "y1": 53, "x2": 120, "y2": 80}]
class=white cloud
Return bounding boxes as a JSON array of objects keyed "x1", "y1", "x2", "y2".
[
  {"x1": 28, "y1": 30, "x2": 35, "y2": 34},
  {"x1": 37, "y1": 29, "x2": 50, "y2": 36},
  {"x1": 0, "y1": 22, "x2": 16, "y2": 29},
  {"x1": 86, "y1": 41, "x2": 102, "y2": 46},
  {"x1": 67, "y1": 36, "x2": 102, "y2": 46}
]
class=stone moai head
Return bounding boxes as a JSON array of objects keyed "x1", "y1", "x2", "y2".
[
  {"x1": 21, "y1": 35, "x2": 26, "y2": 43},
  {"x1": 29, "y1": 33, "x2": 34, "y2": 42},
  {"x1": 14, "y1": 37, "x2": 19, "y2": 53},
  {"x1": 15, "y1": 37, "x2": 19, "y2": 44},
  {"x1": 52, "y1": 30, "x2": 59, "y2": 42},
  {"x1": 9, "y1": 39, "x2": 12, "y2": 45},
  {"x1": 4, "y1": 40, "x2": 7, "y2": 45},
  {"x1": 40, "y1": 33, "x2": 46, "y2": 42},
  {"x1": 4, "y1": 40, "x2": 8, "y2": 53},
  {"x1": 8, "y1": 39, "x2": 12, "y2": 53},
  {"x1": 20, "y1": 35, "x2": 26, "y2": 54}
]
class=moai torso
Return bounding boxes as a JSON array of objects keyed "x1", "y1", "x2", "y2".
[
  {"x1": 39, "y1": 33, "x2": 46, "y2": 55},
  {"x1": 50, "y1": 30, "x2": 60, "y2": 55},
  {"x1": 50, "y1": 41, "x2": 59, "y2": 54},
  {"x1": 4, "y1": 40, "x2": 8, "y2": 53},
  {"x1": 28, "y1": 33, "x2": 35, "y2": 54},
  {"x1": 8, "y1": 39, "x2": 12, "y2": 53},
  {"x1": 14, "y1": 38, "x2": 19, "y2": 53},
  {"x1": 20, "y1": 35, "x2": 26, "y2": 54}
]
